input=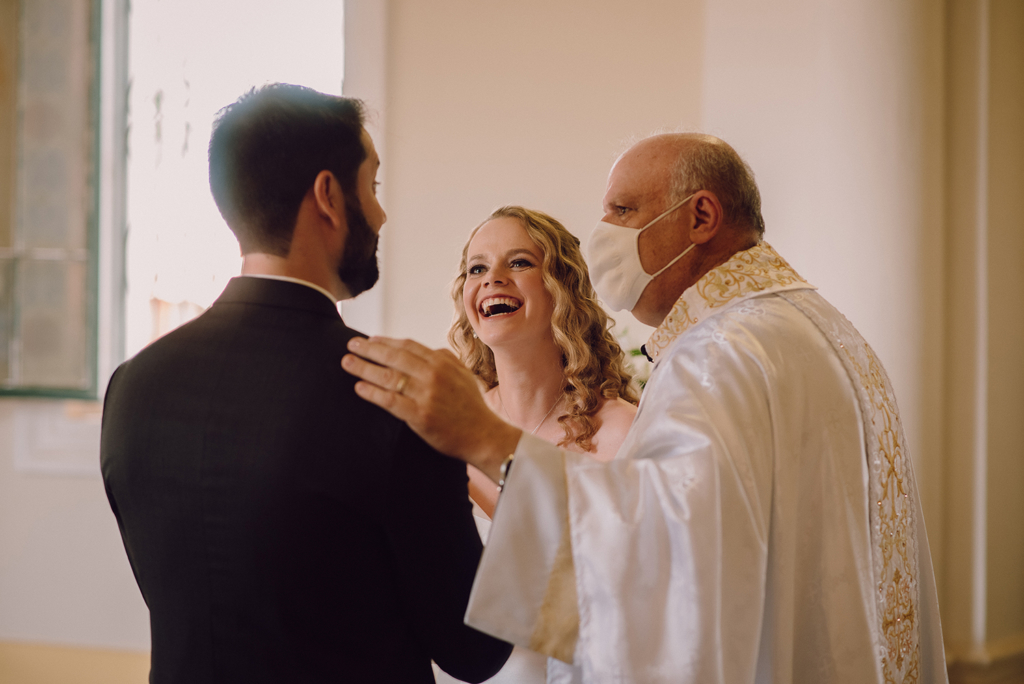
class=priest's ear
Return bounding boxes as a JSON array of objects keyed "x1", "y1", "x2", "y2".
[{"x1": 688, "y1": 190, "x2": 724, "y2": 245}]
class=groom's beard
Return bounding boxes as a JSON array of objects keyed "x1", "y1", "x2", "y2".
[{"x1": 337, "y1": 202, "x2": 380, "y2": 298}]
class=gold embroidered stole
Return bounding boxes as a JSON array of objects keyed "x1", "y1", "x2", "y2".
[
  {"x1": 645, "y1": 242, "x2": 922, "y2": 682},
  {"x1": 644, "y1": 242, "x2": 812, "y2": 362},
  {"x1": 780, "y1": 290, "x2": 921, "y2": 683}
]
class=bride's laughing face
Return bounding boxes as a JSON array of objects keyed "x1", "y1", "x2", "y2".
[{"x1": 463, "y1": 217, "x2": 555, "y2": 349}]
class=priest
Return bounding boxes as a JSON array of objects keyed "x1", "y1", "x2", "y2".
[{"x1": 342, "y1": 133, "x2": 947, "y2": 684}]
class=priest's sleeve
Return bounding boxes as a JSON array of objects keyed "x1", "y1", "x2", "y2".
[
  {"x1": 464, "y1": 326, "x2": 776, "y2": 683},
  {"x1": 464, "y1": 434, "x2": 580, "y2": 663}
]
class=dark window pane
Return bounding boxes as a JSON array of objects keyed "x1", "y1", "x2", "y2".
[
  {"x1": 17, "y1": 258, "x2": 89, "y2": 389},
  {"x1": 0, "y1": 259, "x2": 14, "y2": 381}
]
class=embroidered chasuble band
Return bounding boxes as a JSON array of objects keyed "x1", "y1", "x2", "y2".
[{"x1": 781, "y1": 291, "x2": 922, "y2": 683}]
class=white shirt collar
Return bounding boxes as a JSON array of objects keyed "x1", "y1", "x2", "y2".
[{"x1": 240, "y1": 274, "x2": 338, "y2": 306}]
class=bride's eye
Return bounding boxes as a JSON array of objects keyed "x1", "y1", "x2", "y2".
[
  {"x1": 467, "y1": 264, "x2": 486, "y2": 276},
  {"x1": 510, "y1": 258, "x2": 533, "y2": 269}
]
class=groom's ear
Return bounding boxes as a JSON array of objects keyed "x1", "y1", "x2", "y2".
[{"x1": 312, "y1": 170, "x2": 346, "y2": 232}]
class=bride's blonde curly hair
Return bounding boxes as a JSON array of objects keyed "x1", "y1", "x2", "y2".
[{"x1": 448, "y1": 206, "x2": 639, "y2": 453}]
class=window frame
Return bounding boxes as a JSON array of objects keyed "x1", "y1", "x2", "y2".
[
  {"x1": 2, "y1": 0, "x2": 383, "y2": 401},
  {"x1": 0, "y1": 0, "x2": 106, "y2": 399}
]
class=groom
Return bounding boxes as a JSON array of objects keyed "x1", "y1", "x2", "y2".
[{"x1": 100, "y1": 84, "x2": 511, "y2": 683}]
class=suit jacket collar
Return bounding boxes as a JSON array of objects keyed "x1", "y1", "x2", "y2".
[{"x1": 214, "y1": 276, "x2": 342, "y2": 319}]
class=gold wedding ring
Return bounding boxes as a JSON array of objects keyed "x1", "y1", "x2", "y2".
[{"x1": 395, "y1": 374, "x2": 409, "y2": 395}]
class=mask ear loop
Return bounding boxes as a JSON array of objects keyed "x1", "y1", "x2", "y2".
[
  {"x1": 639, "y1": 192, "x2": 695, "y2": 236},
  {"x1": 649, "y1": 241, "x2": 698, "y2": 278},
  {"x1": 640, "y1": 193, "x2": 697, "y2": 277}
]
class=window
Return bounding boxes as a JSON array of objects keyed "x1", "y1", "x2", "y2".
[
  {"x1": 0, "y1": 0, "x2": 100, "y2": 397},
  {"x1": 0, "y1": 0, "x2": 381, "y2": 404},
  {"x1": 124, "y1": 0, "x2": 347, "y2": 360}
]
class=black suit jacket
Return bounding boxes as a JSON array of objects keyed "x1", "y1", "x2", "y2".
[{"x1": 101, "y1": 277, "x2": 511, "y2": 683}]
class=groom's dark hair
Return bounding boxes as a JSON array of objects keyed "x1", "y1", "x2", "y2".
[{"x1": 208, "y1": 83, "x2": 366, "y2": 256}]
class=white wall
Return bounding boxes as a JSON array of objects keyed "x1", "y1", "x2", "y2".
[
  {"x1": 380, "y1": 0, "x2": 704, "y2": 352},
  {"x1": 378, "y1": 0, "x2": 947, "y2": 585},
  {"x1": 984, "y1": 0, "x2": 1024, "y2": 647},
  {"x1": 0, "y1": 0, "x2": 149, "y2": 654},
  {"x1": 944, "y1": 0, "x2": 1024, "y2": 663},
  {"x1": 0, "y1": 402, "x2": 150, "y2": 650},
  {"x1": 698, "y1": 0, "x2": 947, "y2": 585}
]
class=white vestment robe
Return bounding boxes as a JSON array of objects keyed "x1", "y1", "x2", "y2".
[{"x1": 465, "y1": 243, "x2": 947, "y2": 684}]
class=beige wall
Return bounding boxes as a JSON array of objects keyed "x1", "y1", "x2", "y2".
[
  {"x1": 378, "y1": 0, "x2": 953, "y2": 610},
  {"x1": 700, "y1": 0, "x2": 948, "y2": 540},
  {"x1": 0, "y1": 400, "x2": 149, "y2": 651},
  {"x1": 944, "y1": 0, "x2": 1024, "y2": 670},
  {"x1": 378, "y1": 0, "x2": 948, "y2": 550},
  {"x1": 380, "y1": 0, "x2": 703, "y2": 351},
  {"x1": 982, "y1": 0, "x2": 1024, "y2": 653},
  {"x1": 0, "y1": 0, "x2": 149, "y2": 659},
  {"x1": 373, "y1": 0, "x2": 1022, "y2": 674},
  {"x1": 0, "y1": 0, "x2": 15, "y2": 248}
]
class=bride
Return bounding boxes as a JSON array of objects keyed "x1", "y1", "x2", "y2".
[{"x1": 435, "y1": 205, "x2": 638, "y2": 684}]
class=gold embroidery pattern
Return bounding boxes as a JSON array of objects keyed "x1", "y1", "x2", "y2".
[
  {"x1": 645, "y1": 243, "x2": 811, "y2": 361},
  {"x1": 851, "y1": 344, "x2": 920, "y2": 684},
  {"x1": 644, "y1": 244, "x2": 922, "y2": 680},
  {"x1": 781, "y1": 292, "x2": 920, "y2": 684}
]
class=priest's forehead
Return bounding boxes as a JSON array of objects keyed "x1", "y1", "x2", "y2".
[{"x1": 604, "y1": 138, "x2": 680, "y2": 210}]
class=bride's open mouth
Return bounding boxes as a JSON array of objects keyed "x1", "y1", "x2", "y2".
[{"x1": 480, "y1": 297, "x2": 522, "y2": 318}]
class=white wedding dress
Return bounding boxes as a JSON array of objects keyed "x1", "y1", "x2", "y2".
[{"x1": 432, "y1": 501, "x2": 551, "y2": 684}]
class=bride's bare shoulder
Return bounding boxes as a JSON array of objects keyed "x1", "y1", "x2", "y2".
[
  {"x1": 590, "y1": 398, "x2": 638, "y2": 461},
  {"x1": 598, "y1": 396, "x2": 637, "y2": 425}
]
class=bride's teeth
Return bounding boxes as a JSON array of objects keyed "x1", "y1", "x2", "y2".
[{"x1": 482, "y1": 298, "x2": 521, "y2": 317}]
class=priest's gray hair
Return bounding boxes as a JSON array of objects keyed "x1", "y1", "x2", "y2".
[{"x1": 668, "y1": 136, "x2": 766, "y2": 238}]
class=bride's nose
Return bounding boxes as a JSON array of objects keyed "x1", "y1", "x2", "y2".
[{"x1": 485, "y1": 270, "x2": 507, "y2": 286}]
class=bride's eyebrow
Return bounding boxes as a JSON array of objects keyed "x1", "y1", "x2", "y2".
[
  {"x1": 467, "y1": 248, "x2": 536, "y2": 262},
  {"x1": 502, "y1": 248, "x2": 538, "y2": 259}
]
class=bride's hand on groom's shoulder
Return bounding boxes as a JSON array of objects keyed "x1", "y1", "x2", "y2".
[{"x1": 342, "y1": 337, "x2": 520, "y2": 481}]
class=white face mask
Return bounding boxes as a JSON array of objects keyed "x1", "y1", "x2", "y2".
[{"x1": 586, "y1": 194, "x2": 696, "y2": 312}]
